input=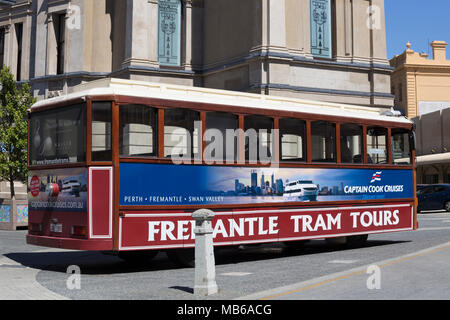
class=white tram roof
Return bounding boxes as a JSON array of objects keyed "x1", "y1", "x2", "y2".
[{"x1": 31, "y1": 78, "x2": 411, "y2": 125}]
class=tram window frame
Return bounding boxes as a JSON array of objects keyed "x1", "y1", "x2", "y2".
[
  {"x1": 391, "y1": 128, "x2": 412, "y2": 165},
  {"x1": 29, "y1": 103, "x2": 86, "y2": 166},
  {"x1": 119, "y1": 104, "x2": 158, "y2": 158},
  {"x1": 367, "y1": 126, "x2": 388, "y2": 164},
  {"x1": 311, "y1": 120, "x2": 336, "y2": 163},
  {"x1": 340, "y1": 123, "x2": 363, "y2": 164},
  {"x1": 244, "y1": 115, "x2": 274, "y2": 164},
  {"x1": 91, "y1": 101, "x2": 112, "y2": 162},
  {"x1": 164, "y1": 108, "x2": 201, "y2": 159},
  {"x1": 204, "y1": 111, "x2": 239, "y2": 163},
  {"x1": 279, "y1": 118, "x2": 307, "y2": 162}
]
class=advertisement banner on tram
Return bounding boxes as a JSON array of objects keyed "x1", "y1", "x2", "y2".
[
  {"x1": 119, "y1": 163, "x2": 414, "y2": 207},
  {"x1": 28, "y1": 168, "x2": 88, "y2": 213}
]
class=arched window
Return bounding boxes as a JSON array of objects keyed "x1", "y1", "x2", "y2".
[
  {"x1": 310, "y1": 0, "x2": 332, "y2": 58},
  {"x1": 158, "y1": 0, "x2": 181, "y2": 66}
]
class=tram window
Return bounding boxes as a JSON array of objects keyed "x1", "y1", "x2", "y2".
[
  {"x1": 91, "y1": 102, "x2": 112, "y2": 162},
  {"x1": 340, "y1": 124, "x2": 363, "y2": 164},
  {"x1": 311, "y1": 121, "x2": 336, "y2": 163},
  {"x1": 164, "y1": 108, "x2": 200, "y2": 159},
  {"x1": 391, "y1": 128, "x2": 412, "y2": 165},
  {"x1": 367, "y1": 127, "x2": 388, "y2": 164},
  {"x1": 244, "y1": 115, "x2": 273, "y2": 163},
  {"x1": 205, "y1": 112, "x2": 238, "y2": 163},
  {"x1": 29, "y1": 104, "x2": 86, "y2": 165},
  {"x1": 279, "y1": 118, "x2": 306, "y2": 162},
  {"x1": 119, "y1": 105, "x2": 157, "y2": 157}
]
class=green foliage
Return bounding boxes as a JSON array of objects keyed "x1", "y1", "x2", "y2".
[{"x1": 0, "y1": 66, "x2": 36, "y2": 198}]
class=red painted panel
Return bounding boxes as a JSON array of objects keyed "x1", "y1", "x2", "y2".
[
  {"x1": 90, "y1": 169, "x2": 111, "y2": 238},
  {"x1": 27, "y1": 234, "x2": 113, "y2": 251},
  {"x1": 119, "y1": 203, "x2": 414, "y2": 250},
  {"x1": 121, "y1": 214, "x2": 187, "y2": 249},
  {"x1": 28, "y1": 210, "x2": 88, "y2": 238}
]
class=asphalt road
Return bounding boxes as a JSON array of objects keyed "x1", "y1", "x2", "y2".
[{"x1": 1, "y1": 210, "x2": 450, "y2": 300}]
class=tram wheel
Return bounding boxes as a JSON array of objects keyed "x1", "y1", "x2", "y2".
[
  {"x1": 283, "y1": 240, "x2": 309, "y2": 250},
  {"x1": 166, "y1": 248, "x2": 195, "y2": 268},
  {"x1": 118, "y1": 250, "x2": 159, "y2": 264},
  {"x1": 346, "y1": 234, "x2": 369, "y2": 248}
]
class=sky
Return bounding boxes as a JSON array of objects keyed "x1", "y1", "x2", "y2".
[{"x1": 385, "y1": 0, "x2": 450, "y2": 59}]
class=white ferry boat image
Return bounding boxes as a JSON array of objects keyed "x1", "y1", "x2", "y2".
[{"x1": 283, "y1": 179, "x2": 319, "y2": 202}]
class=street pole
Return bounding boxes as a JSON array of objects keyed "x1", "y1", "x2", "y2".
[{"x1": 192, "y1": 209, "x2": 218, "y2": 296}]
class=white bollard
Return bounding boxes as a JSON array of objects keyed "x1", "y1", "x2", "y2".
[{"x1": 192, "y1": 209, "x2": 218, "y2": 296}]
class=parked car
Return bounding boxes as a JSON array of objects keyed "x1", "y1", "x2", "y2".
[{"x1": 417, "y1": 184, "x2": 450, "y2": 212}]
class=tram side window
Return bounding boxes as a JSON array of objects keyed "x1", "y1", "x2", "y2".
[
  {"x1": 244, "y1": 115, "x2": 273, "y2": 163},
  {"x1": 205, "y1": 112, "x2": 239, "y2": 163},
  {"x1": 391, "y1": 128, "x2": 412, "y2": 165},
  {"x1": 340, "y1": 124, "x2": 363, "y2": 164},
  {"x1": 311, "y1": 121, "x2": 336, "y2": 163},
  {"x1": 91, "y1": 102, "x2": 112, "y2": 162},
  {"x1": 29, "y1": 104, "x2": 86, "y2": 165},
  {"x1": 367, "y1": 127, "x2": 388, "y2": 164},
  {"x1": 119, "y1": 105, "x2": 157, "y2": 157},
  {"x1": 279, "y1": 118, "x2": 306, "y2": 162},
  {"x1": 164, "y1": 108, "x2": 200, "y2": 159}
]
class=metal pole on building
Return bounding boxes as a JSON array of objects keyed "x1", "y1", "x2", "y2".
[{"x1": 192, "y1": 209, "x2": 218, "y2": 296}]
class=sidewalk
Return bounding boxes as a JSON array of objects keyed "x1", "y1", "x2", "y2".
[{"x1": 0, "y1": 254, "x2": 68, "y2": 300}]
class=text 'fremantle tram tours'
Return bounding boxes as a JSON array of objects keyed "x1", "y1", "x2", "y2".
[{"x1": 26, "y1": 78, "x2": 418, "y2": 265}]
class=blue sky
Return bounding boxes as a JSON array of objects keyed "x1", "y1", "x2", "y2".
[{"x1": 385, "y1": 0, "x2": 450, "y2": 59}]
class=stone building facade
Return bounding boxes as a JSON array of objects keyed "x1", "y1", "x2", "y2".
[
  {"x1": 390, "y1": 41, "x2": 450, "y2": 184},
  {"x1": 0, "y1": 0, "x2": 394, "y2": 108}
]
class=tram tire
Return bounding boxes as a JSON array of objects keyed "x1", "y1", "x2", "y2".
[
  {"x1": 118, "y1": 250, "x2": 159, "y2": 264},
  {"x1": 166, "y1": 248, "x2": 195, "y2": 268},
  {"x1": 325, "y1": 237, "x2": 347, "y2": 245},
  {"x1": 346, "y1": 234, "x2": 369, "y2": 248},
  {"x1": 284, "y1": 240, "x2": 309, "y2": 249}
]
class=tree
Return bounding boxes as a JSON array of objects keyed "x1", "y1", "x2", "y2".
[{"x1": 0, "y1": 66, "x2": 35, "y2": 199}]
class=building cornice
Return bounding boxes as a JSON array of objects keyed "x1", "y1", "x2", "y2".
[{"x1": 201, "y1": 50, "x2": 393, "y2": 77}]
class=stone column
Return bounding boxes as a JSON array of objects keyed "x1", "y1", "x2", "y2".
[
  {"x1": 268, "y1": 0, "x2": 287, "y2": 52},
  {"x1": 46, "y1": 13, "x2": 56, "y2": 75},
  {"x1": 2, "y1": 25, "x2": 11, "y2": 69},
  {"x1": 183, "y1": 0, "x2": 193, "y2": 70},
  {"x1": 123, "y1": 0, "x2": 157, "y2": 68},
  {"x1": 192, "y1": 209, "x2": 218, "y2": 296}
]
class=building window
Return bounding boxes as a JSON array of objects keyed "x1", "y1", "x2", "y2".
[
  {"x1": 15, "y1": 23, "x2": 23, "y2": 81},
  {"x1": 0, "y1": 28, "x2": 5, "y2": 69},
  {"x1": 424, "y1": 174, "x2": 438, "y2": 184},
  {"x1": 310, "y1": 0, "x2": 332, "y2": 59},
  {"x1": 55, "y1": 13, "x2": 65, "y2": 75},
  {"x1": 158, "y1": 0, "x2": 181, "y2": 67}
]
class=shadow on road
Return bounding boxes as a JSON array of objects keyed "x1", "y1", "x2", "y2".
[{"x1": 4, "y1": 239, "x2": 410, "y2": 275}]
